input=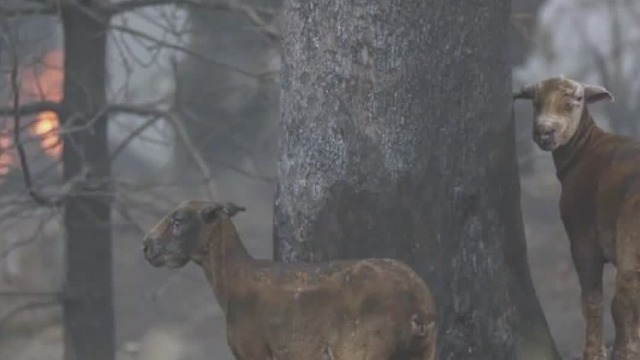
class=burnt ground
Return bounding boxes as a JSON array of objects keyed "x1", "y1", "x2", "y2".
[{"x1": 0, "y1": 155, "x2": 616, "y2": 359}]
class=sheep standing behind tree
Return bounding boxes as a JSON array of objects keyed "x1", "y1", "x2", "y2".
[
  {"x1": 141, "y1": 200, "x2": 438, "y2": 360},
  {"x1": 513, "y1": 75, "x2": 640, "y2": 360}
]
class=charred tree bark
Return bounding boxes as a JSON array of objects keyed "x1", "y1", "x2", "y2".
[
  {"x1": 273, "y1": 0, "x2": 560, "y2": 359},
  {"x1": 60, "y1": 4, "x2": 114, "y2": 360}
]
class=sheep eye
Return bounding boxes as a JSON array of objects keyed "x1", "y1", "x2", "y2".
[
  {"x1": 171, "y1": 218, "x2": 184, "y2": 230},
  {"x1": 575, "y1": 96, "x2": 583, "y2": 102}
]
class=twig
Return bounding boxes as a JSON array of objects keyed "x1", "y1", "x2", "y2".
[
  {"x1": 109, "y1": 24, "x2": 276, "y2": 80},
  {"x1": 105, "y1": 61, "x2": 266, "y2": 190},
  {"x1": 98, "y1": 101, "x2": 221, "y2": 196},
  {"x1": 115, "y1": 186, "x2": 179, "y2": 219},
  {"x1": 170, "y1": 59, "x2": 276, "y2": 184},
  {"x1": 0, "y1": 209, "x2": 56, "y2": 262},
  {"x1": 166, "y1": 57, "x2": 216, "y2": 199},
  {"x1": 0, "y1": 300, "x2": 59, "y2": 330},
  {"x1": 0, "y1": 101, "x2": 62, "y2": 117},
  {"x1": 180, "y1": 105, "x2": 255, "y2": 158},
  {"x1": 0, "y1": 6, "x2": 56, "y2": 17},
  {"x1": 0, "y1": 290, "x2": 60, "y2": 297},
  {"x1": 110, "y1": 116, "x2": 161, "y2": 161},
  {"x1": 168, "y1": 111, "x2": 218, "y2": 199},
  {"x1": 113, "y1": 202, "x2": 147, "y2": 234},
  {"x1": 105, "y1": 0, "x2": 213, "y2": 15}
]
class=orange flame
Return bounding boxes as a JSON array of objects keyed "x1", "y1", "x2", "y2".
[
  {"x1": 0, "y1": 50, "x2": 63, "y2": 176},
  {"x1": 32, "y1": 111, "x2": 61, "y2": 158},
  {"x1": 22, "y1": 49, "x2": 63, "y2": 159},
  {"x1": 0, "y1": 131, "x2": 13, "y2": 177},
  {"x1": 0, "y1": 49, "x2": 63, "y2": 178}
]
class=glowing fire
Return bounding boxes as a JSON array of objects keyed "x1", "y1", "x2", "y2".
[
  {"x1": 21, "y1": 50, "x2": 63, "y2": 159},
  {"x1": 0, "y1": 49, "x2": 63, "y2": 177},
  {"x1": 32, "y1": 110, "x2": 61, "y2": 158},
  {"x1": 0, "y1": 131, "x2": 12, "y2": 177}
]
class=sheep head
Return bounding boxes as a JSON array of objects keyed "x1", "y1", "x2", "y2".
[
  {"x1": 142, "y1": 200, "x2": 246, "y2": 269},
  {"x1": 513, "y1": 75, "x2": 614, "y2": 151}
]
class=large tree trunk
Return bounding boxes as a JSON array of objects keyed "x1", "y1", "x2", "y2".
[
  {"x1": 60, "y1": 4, "x2": 114, "y2": 360},
  {"x1": 273, "y1": 0, "x2": 560, "y2": 359}
]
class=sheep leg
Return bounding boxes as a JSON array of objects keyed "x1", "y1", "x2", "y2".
[
  {"x1": 611, "y1": 213, "x2": 640, "y2": 360},
  {"x1": 611, "y1": 269, "x2": 640, "y2": 360},
  {"x1": 571, "y1": 235, "x2": 606, "y2": 360}
]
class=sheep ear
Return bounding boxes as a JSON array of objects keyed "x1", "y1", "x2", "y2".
[
  {"x1": 512, "y1": 83, "x2": 538, "y2": 101},
  {"x1": 199, "y1": 204, "x2": 223, "y2": 223},
  {"x1": 583, "y1": 84, "x2": 614, "y2": 104},
  {"x1": 223, "y1": 202, "x2": 246, "y2": 218}
]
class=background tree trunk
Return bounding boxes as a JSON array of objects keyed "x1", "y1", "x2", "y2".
[
  {"x1": 177, "y1": 0, "x2": 281, "y2": 183},
  {"x1": 510, "y1": 0, "x2": 544, "y2": 176},
  {"x1": 273, "y1": 0, "x2": 560, "y2": 359},
  {"x1": 60, "y1": 4, "x2": 114, "y2": 360},
  {"x1": 509, "y1": 0, "x2": 544, "y2": 67}
]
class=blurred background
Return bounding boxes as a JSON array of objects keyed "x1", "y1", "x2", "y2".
[{"x1": 0, "y1": 0, "x2": 636, "y2": 358}]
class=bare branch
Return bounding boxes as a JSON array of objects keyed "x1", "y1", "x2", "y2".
[
  {"x1": 115, "y1": 183, "x2": 180, "y2": 215},
  {"x1": 170, "y1": 58, "x2": 275, "y2": 184},
  {"x1": 104, "y1": 0, "x2": 202, "y2": 15},
  {"x1": 0, "y1": 5, "x2": 56, "y2": 17},
  {"x1": 0, "y1": 101, "x2": 62, "y2": 117},
  {"x1": 106, "y1": 102, "x2": 218, "y2": 198},
  {"x1": 0, "y1": 209, "x2": 56, "y2": 263},
  {"x1": 113, "y1": 201, "x2": 147, "y2": 234},
  {"x1": 169, "y1": 108, "x2": 218, "y2": 199},
  {"x1": 110, "y1": 116, "x2": 161, "y2": 161},
  {"x1": 232, "y1": 2, "x2": 280, "y2": 42},
  {"x1": 104, "y1": 0, "x2": 280, "y2": 41},
  {"x1": 106, "y1": 102, "x2": 276, "y2": 184},
  {"x1": 109, "y1": 24, "x2": 276, "y2": 80},
  {"x1": 0, "y1": 290, "x2": 60, "y2": 297},
  {"x1": 0, "y1": 300, "x2": 59, "y2": 330},
  {"x1": 180, "y1": 106, "x2": 254, "y2": 158}
]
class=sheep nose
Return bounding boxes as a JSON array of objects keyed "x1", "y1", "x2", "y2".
[
  {"x1": 537, "y1": 127, "x2": 555, "y2": 141},
  {"x1": 141, "y1": 240, "x2": 156, "y2": 259},
  {"x1": 536, "y1": 123, "x2": 556, "y2": 140}
]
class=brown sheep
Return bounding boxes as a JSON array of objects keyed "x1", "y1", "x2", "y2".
[
  {"x1": 512, "y1": 75, "x2": 640, "y2": 360},
  {"x1": 141, "y1": 200, "x2": 437, "y2": 360}
]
